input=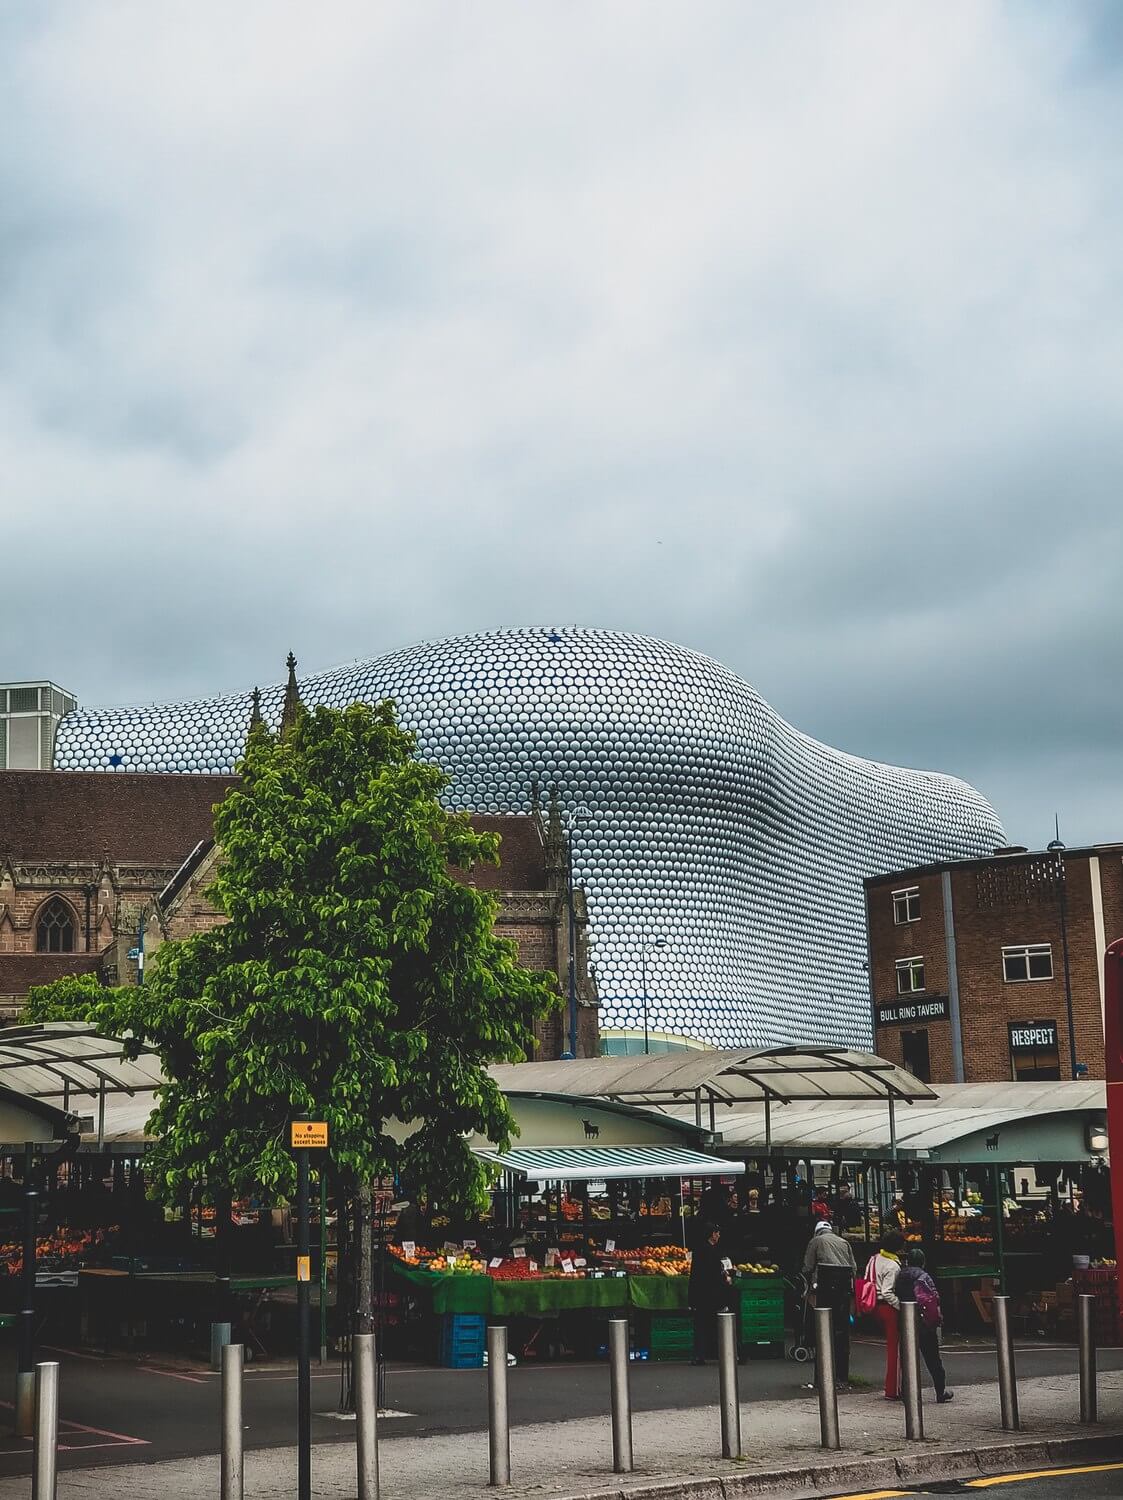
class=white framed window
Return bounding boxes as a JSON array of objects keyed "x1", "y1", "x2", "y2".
[
  {"x1": 895, "y1": 956, "x2": 925, "y2": 994},
  {"x1": 1003, "y1": 944, "x2": 1053, "y2": 983},
  {"x1": 893, "y1": 886, "x2": 920, "y2": 924}
]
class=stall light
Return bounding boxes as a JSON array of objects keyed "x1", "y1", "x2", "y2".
[{"x1": 1086, "y1": 1122, "x2": 1109, "y2": 1154}]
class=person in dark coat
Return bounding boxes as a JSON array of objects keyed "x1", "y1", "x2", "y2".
[
  {"x1": 688, "y1": 1223, "x2": 735, "y2": 1364},
  {"x1": 895, "y1": 1248, "x2": 952, "y2": 1403}
]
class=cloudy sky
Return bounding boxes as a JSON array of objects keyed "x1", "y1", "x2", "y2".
[{"x1": 4, "y1": 2, "x2": 1121, "y2": 846}]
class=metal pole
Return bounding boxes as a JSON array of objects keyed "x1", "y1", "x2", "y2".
[
  {"x1": 31, "y1": 1361, "x2": 58, "y2": 1500},
  {"x1": 899, "y1": 1301, "x2": 924, "y2": 1440},
  {"x1": 354, "y1": 1332, "x2": 380, "y2": 1500},
  {"x1": 1079, "y1": 1294, "x2": 1097, "y2": 1424},
  {"x1": 16, "y1": 1142, "x2": 38, "y2": 1437},
  {"x1": 993, "y1": 1294, "x2": 1020, "y2": 1431},
  {"x1": 813, "y1": 1306, "x2": 840, "y2": 1450},
  {"x1": 992, "y1": 1164, "x2": 1007, "y2": 1295},
  {"x1": 1056, "y1": 849, "x2": 1078, "y2": 1079},
  {"x1": 717, "y1": 1310, "x2": 741, "y2": 1460},
  {"x1": 608, "y1": 1317, "x2": 633, "y2": 1472},
  {"x1": 641, "y1": 946, "x2": 649, "y2": 1056},
  {"x1": 887, "y1": 1095, "x2": 897, "y2": 1160},
  {"x1": 210, "y1": 1320, "x2": 232, "y2": 1372},
  {"x1": 319, "y1": 1171, "x2": 329, "y2": 1364},
  {"x1": 297, "y1": 1146, "x2": 311, "y2": 1500},
  {"x1": 220, "y1": 1342, "x2": 243, "y2": 1500},
  {"x1": 566, "y1": 824, "x2": 578, "y2": 1058},
  {"x1": 487, "y1": 1324, "x2": 510, "y2": 1486}
]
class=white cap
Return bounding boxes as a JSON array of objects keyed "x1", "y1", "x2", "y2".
[{"x1": 814, "y1": 1220, "x2": 833, "y2": 1235}]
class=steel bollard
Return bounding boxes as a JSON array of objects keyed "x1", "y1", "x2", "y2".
[
  {"x1": 15, "y1": 1371, "x2": 34, "y2": 1440},
  {"x1": 717, "y1": 1310, "x2": 742, "y2": 1459},
  {"x1": 220, "y1": 1342, "x2": 243, "y2": 1500},
  {"x1": 899, "y1": 1301, "x2": 924, "y2": 1441},
  {"x1": 211, "y1": 1320, "x2": 233, "y2": 1373},
  {"x1": 487, "y1": 1324, "x2": 511, "y2": 1487},
  {"x1": 608, "y1": 1318, "x2": 633, "y2": 1473},
  {"x1": 1079, "y1": 1294, "x2": 1098, "y2": 1424},
  {"x1": 993, "y1": 1294, "x2": 1020, "y2": 1431},
  {"x1": 813, "y1": 1306, "x2": 841, "y2": 1450},
  {"x1": 32, "y1": 1361, "x2": 58, "y2": 1500},
  {"x1": 354, "y1": 1333, "x2": 380, "y2": 1500}
]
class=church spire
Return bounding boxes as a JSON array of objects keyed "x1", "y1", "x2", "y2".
[
  {"x1": 243, "y1": 686, "x2": 264, "y2": 754},
  {"x1": 280, "y1": 652, "x2": 303, "y2": 738}
]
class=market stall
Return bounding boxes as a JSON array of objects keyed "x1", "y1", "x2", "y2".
[
  {"x1": 643, "y1": 1079, "x2": 1115, "y2": 1340},
  {"x1": 379, "y1": 1136, "x2": 782, "y2": 1366}
]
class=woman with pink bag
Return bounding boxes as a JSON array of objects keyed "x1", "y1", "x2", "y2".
[{"x1": 861, "y1": 1229, "x2": 905, "y2": 1398}]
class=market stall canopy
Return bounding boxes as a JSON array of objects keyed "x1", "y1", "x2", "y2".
[
  {"x1": 475, "y1": 1143, "x2": 743, "y2": 1182},
  {"x1": 655, "y1": 1081, "x2": 1108, "y2": 1164},
  {"x1": 490, "y1": 1047, "x2": 935, "y2": 1107},
  {"x1": 0, "y1": 1023, "x2": 163, "y2": 1102},
  {"x1": 0, "y1": 1022, "x2": 163, "y2": 1147}
]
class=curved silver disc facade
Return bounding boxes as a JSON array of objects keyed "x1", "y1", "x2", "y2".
[{"x1": 54, "y1": 627, "x2": 1004, "y2": 1048}]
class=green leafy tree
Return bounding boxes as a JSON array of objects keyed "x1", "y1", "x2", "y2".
[{"x1": 27, "y1": 699, "x2": 559, "y2": 1325}]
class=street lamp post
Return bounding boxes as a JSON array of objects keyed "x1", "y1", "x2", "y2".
[
  {"x1": 640, "y1": 938, "x2": 667, "y2": 1055},
  {"x1": 562, "y1": 804, "x2": 591, "y2": 1059}
]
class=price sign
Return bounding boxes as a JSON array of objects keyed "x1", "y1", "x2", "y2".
[
  {"x1": 463, "y1": 1238, "x2": 477, "y2": 1250},
  {"x1": 447, "y1": 1255, "x2": 458, "y2": 1268},
  {"x1": 296, "y1": 1254, "x2": 311, "y2": 1282},
  {"x1": 402, "y1": 1241, "x2": 416, "y2": 1259},
  {"x1": 489, "y1": 1257, "x2": 503, "y2": 1269},
  {"x1": 529, "y1": 1260, "x2": 539, "y2": 1272},
  {"x1": 513, "y1": 1246, "x2": 526, "y2": 1259},
  {"x1": 291, "y1": 1121, "x2": 329, "y2": 1149},
  {"x1": 561, "y1": 1258, "x2": 575, "y2": 1274},
  {"x1": 605, "y1": 1238, "x2": 616, "y2": 1253}
]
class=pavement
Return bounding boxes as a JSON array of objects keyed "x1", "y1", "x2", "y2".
[
  {"x1": 2, "y1": 1336, "x2": 1119, "y2": 1470},
  {"x1": 0, "y1": 1367, "x2": 1120, "y2": 1500}
]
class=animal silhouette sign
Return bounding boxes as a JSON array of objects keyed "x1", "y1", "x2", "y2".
[{"x1": 581, "y1": 1119, "x2": 600, "y2": 1140}]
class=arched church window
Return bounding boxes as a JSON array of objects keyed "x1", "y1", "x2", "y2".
[{"x1": 36, "y1": 897, "x2": 75, "y2": 954}]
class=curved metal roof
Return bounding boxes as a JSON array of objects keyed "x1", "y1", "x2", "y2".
[
  {"x1": 0, "y1": 1022, "x2": 163, "y2": 1103},
  {"x1": 476, "y1": 1143, "x2": 743, "y2": 1182},
  {"x1": 490, "y1": 1047, "x2": 935, "y2": 1105},
  {"x1": 656, "y1": 1082, "x2": 1107, "y2": 1162}
]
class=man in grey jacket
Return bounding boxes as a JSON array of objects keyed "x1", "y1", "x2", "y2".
[{"x1": 802, "y1": 1220, "x2": 857, "y2": 1385}]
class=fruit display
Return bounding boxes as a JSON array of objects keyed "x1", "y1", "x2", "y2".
[
  {"x1": 734, "y1": 1261, "x2": 780, "y2": 1276},
  {"x1": 599, "y1": 1245, "x2": 689, "y2": 1276},
  {"x1": 0, "y1": 1226, "x2": 116, "y2": 1279},
  {"x1": 938, "y1": 1216, "x2": 993, "y2": 1247},
  {"x1": 388, "y1": 1244, "x2": 487, "y2": 1274}
]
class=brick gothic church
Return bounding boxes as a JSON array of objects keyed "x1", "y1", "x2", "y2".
[{"x1": 0, "y1": 760, "x2": 599, "y2": 1058}]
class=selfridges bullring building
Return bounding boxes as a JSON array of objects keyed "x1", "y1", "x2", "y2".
[{"x1": 53, "y1": 628, "x2": 1004, "y2": 1049}]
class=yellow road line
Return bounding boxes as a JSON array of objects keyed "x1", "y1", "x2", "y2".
[
  {"x1": 826, "y1": 1491, "x2": 910, "y2": 1499},
  {"x1": 967, "y1": 1460, "x2": 1123, "y2": 1487}
]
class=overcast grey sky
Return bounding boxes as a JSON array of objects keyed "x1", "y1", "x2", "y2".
[{"x1": 4, "y1": 2, "x2": 1121, "y2": 848}]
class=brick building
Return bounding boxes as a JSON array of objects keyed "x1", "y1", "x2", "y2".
[
  {"x1": 865, "y1": 843, "x2": 1123, "y2": 1084},
  {"x1": 0, "y1": 771, "x2": 598, "y2": 1057}
]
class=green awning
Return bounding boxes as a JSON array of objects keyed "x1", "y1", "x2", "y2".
[{"x1": 476, "y1": 1143, "x2": 742, "y2": 1181}]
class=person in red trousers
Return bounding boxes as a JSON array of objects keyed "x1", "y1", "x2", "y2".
[{"x1": 871, "y1": 1229, "x2": 906, "y2": 1398}]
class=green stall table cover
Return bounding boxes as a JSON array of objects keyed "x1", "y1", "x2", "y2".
[
  {"x1": 388, "y1": 1265, "x2": 784, "y2": 1317},
  {"x1": 628, "y1": 1276, "x2": 689, "y2": 1311},
  {"x1": 489, "y1": 1278, "x2": 631, "y2": 1317}
]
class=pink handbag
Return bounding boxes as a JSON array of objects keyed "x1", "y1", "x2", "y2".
[{"x1": 854, "y1": 1255, "x2": 878, "y2": 1316}]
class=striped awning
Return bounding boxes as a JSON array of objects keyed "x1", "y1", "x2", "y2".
[{"x1": 476, "y1": 1143, "x2": 743, "y2": 1182}]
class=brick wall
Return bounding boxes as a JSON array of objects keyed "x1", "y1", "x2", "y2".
[{"x1": 869, "y1": 848, "x2": 1122, "y2": 1084}]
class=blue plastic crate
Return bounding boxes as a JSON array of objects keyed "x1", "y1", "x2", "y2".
[{"x1": 439, "y1": 1313, "x2": 487, "y2": 1368}]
